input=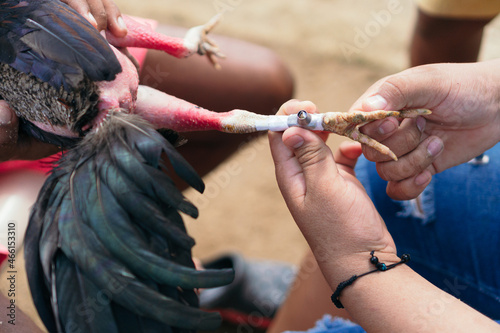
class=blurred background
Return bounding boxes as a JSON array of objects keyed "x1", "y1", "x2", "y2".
[
  {"x1": 110, "y1": 0, "x2": 500, "y2": 265},
  {"x1": 4, "y1": 0, "x2": 500, "y2": 331}
]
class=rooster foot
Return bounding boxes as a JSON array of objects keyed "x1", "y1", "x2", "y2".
[
  {"x1": 184, "y1": 14, "x2": 225, "y2": 69},
  {"x1": 321, "y1": 109, "x2": 431, "y2": 160},
  {"x1": 218, "y1": 108, "x2": 432, "y2": 161}
]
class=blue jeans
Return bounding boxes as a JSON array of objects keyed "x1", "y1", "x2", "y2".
[
  {"x1": 356, "y1": 144, "x2": 500, "y2": 320},
  {"x1": 288, "y1": 144, "x2": 500, "y2": 333}
]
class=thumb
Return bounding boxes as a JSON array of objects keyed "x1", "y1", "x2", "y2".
[
  {"x1": 0, "y1": 101, "x2": 19, "y2": 161},
  {"x1": 281, "y1": 127, "x2": 338, "y2": 201},
  {"x1": 361, "y1": 64, "x2": 451, "y2": 112}
]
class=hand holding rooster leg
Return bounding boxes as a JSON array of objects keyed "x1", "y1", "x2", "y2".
[
  {"x1": 58, "y1": 0, "x2": 224, "y2": 66},
  {"x1": 268, "y1": 100, "x2": 500, "y2": 333},
  {"x1": 268, "y1": 100, "x2": 397, "y2": 273},
  {"x1": 349, "y1": 61, "x2": 500, "y2": 200},
  {"x1": 59, "y1": 0, "x2": 127, "y2": 36}
]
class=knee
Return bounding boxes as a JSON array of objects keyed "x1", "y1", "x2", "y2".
[
  {"x1": 251, "y1": 47, "x2": 295, "y2": 115},
  {"x1": 414, "y1": 9, "x2": 491, "y2": 41},
  {"x1": 267, "y1": 51, "x2": 295, "y2": 106}
]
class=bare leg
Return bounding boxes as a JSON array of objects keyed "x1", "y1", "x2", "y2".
[
  {"x1": 139, "y1": 25, "x2": 294, "y2": 187},
  {"x1": 0, "y1": 170, "x2": 47, "y2": 333},
  {"x1": 0, "y1": 170, "x2": 47, "y2": 249},
  {"x1": 410, "y1": 9, "x2": 494, "y2": 66},
  {"x1": 267, "y1": 250, "x2": 352, "y2": 333}
]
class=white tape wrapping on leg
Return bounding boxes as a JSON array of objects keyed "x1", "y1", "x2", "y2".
[
  {"x1": 255, "y1": 116, "x2": 290, "y2": 131},
  {"x1": 255, "y1": 114, "x2": 325, "y2": 132}
]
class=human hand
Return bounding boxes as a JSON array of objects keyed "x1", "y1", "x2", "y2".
[
  {"x1": 350, "y1": 61, "x2": 500, "y2": 200},
  {"x1": 60, "y1": 0, "x2": 127, "y2": 37},
  {"x1": 0, "y1": 101, "x2": 59, "y2": 161},
  {"x1": 269, "y1": 100, "x2": 398, "y2": 284}
]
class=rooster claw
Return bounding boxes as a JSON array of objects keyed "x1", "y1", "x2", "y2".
[
  {"x1": 322, "y1": 109, "x2": 432, "y2": 161},
  {"x1": 184, "y1": 14, "x2": 225, "y2": 69}
]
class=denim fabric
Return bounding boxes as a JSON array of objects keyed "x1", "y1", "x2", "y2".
[
  {"x1": 288, "y1": 145, "x2": 500, "y2": 333},
  {"x1": 289, "y1": 316, "x2": 500, "y2": 333},
  {"x1": 284, "y1": 316, "x2": 365, "y2": 333},
  {"x1": 356, "y1": 144, "x2": 500, "y2": 320}
]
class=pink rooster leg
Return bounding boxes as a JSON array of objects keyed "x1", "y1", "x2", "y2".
[
  {"x1": 106, "y1": 15, "x2": 224, "y2": 67},
  {"x1": 135, "y1": 86, "x2": 268, "y2": 133},
  {"x1": 135, "y1": 86, "x2": 431, "y2": 161}
]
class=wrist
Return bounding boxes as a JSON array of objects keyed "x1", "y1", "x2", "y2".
[
  {"x1": 317, "y1": 249, "x2": 402, "y2": 290},
  {"x1": 327, "y1": 251, "x2": 409, "y2": 309}
]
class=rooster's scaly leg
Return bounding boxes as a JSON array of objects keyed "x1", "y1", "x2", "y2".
[
  {"x1": 135, "y1": 86, "x2": 431, "y2": 161},
  {"x1": 106, "y1": 15, "x2": 224, "y2": 68}
]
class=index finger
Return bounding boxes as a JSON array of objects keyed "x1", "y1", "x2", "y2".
[
  {"x1": 101, "y1": 0, "x2": 127, "y2": 37},
  {"x1": 361, "y1": 116, "x2": 426, "y2": 162},
  {"x1": 61, "y1": 0, "x2": 99, "y2": 28},
  {"x1": 276, "y1": 100, "x2": 330, "y2": 142},
  {"x1": 276, "y1": 99, "x2": 316, "y2": 116}
]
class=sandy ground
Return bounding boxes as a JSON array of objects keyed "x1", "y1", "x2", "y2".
[
  {"x1": 110, "y1": 0, "x2": 500, "y2": 266},
  {"x1": 2, "y1": 0, "x2": 500, "y2": 331},
  {"x1": 130, "y1": 0, "x2": 422, "y2": 265}
]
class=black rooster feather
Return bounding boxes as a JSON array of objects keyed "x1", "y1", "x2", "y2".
[{"x1": 0, "y1": 0, "x2": 234, "y2": 331}]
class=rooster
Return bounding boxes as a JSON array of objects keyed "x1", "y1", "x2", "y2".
[{"x1": 1, "y1": 1, "x2": 236, "y2": 332}]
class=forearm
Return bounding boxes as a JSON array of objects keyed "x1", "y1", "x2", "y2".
[
  {"x1": 270, "y1": 101, "x2": 500, "y2": 331},
  {"x1": 321, "y1": 257, "x2": 500, "y2": 332}
]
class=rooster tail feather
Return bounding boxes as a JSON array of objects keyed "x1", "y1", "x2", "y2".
[
  {"x1": 113, "y1": 114, "x2": 205, "y2": 193},
  {"x1": 55, "y1": 255, "x2": 120, "y2": 333},
  {"x1": 25, "y1": 112, "x2": 234, "y2": 332},
  {"x1": 24, "y1": 180, "x2": 60, "y2": 333}
]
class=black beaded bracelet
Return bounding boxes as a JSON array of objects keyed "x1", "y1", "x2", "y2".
[{"x1": 331, "y1": 251, "x2": 411, "y2": 309}]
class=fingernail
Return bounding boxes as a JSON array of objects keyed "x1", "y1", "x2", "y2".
[
  {"x1": 117, "y1": 16, "x2": 127, "y2": 31},
  {"x1": 426, "y1": 138, "x2": 443, "y2": 157},
  {"x1": 416, "y1": 116, "x2": 426, "y2": 132},
  {"x1": 287, "y1": 135, "x2": 304, "y2": 149},
  {"x1": 87, "y1": 12, "x2": 98, "y2": 28},
  {"x1": 378, "y1": 119, "x2": 397, "y2": 135},
  {"x1": 365, "y1": 94, "x2": 387, "y2": 110},
  {"x1": 415, "y1": 170, "x2": 431, "y2": 186},
  {"x1": 0, "y1": 107, "x2": 13, "y2": 125}
]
